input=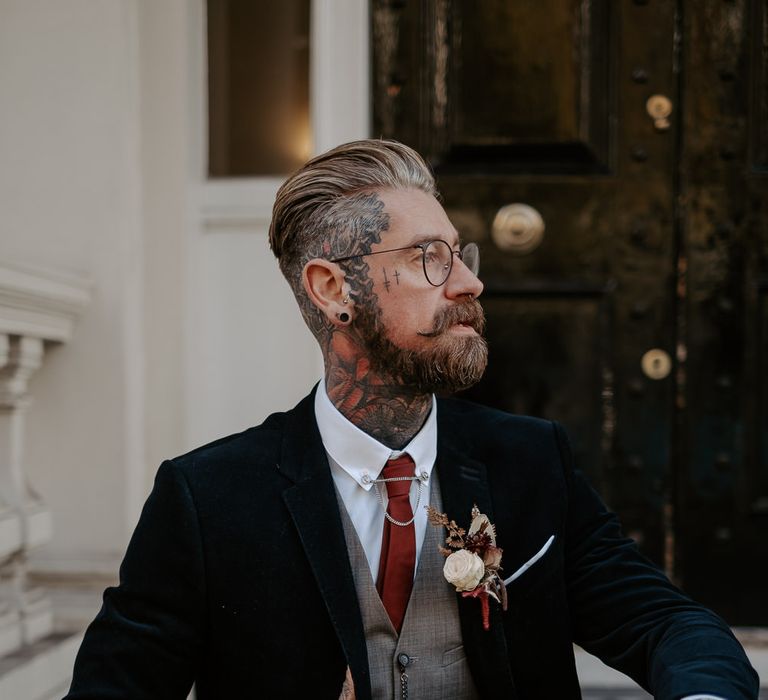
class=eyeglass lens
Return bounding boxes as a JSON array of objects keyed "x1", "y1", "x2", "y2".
[{"x1": 423, "y1": 241, "x2": 480, "y2": 286}]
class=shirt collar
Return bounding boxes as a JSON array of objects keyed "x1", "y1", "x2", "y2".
[{"x1": 314, "y1": 379, "x2": 437, "y2": 491}]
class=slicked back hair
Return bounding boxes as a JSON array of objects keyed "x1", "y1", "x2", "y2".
[{"x1": 268, "y1": 139, "x2": 437, "y2": 293}]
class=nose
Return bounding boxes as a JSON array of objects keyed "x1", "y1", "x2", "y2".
[{"x1": 444, "y1": 256, "x2": 483, "y2": 300}]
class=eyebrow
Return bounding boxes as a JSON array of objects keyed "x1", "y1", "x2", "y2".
[{"x1": 404, "y1": 232, "x2": 462, "y2": 249}]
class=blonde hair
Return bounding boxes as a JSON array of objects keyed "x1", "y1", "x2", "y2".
[{"x1": 268, "y1": 139, "x2": 437, "y2": 288}]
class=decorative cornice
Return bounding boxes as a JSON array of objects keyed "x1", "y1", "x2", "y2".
[
  {"x1": 198, "y1": 179, "x2": 282, "y2": 231},
  {"x1": 0, "y1": 262, "x2": 91, "y2": 342}
]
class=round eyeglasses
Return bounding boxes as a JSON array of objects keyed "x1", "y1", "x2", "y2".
[{"x1": 329, "y1": 240, "x2": 480, "y2": 287}]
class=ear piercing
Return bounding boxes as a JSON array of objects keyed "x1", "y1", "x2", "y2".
[{"x1": 336, "y1": 294, "x2": 351, "y2": 323}]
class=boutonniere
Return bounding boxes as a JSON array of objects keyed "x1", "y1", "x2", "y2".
[{"x1": 427, "y1": 504, "x2": 507, "y2": 630}]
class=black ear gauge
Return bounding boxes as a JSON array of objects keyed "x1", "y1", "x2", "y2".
[{"x1": 336, "y1": 312, "x2": 350, "y2": 324}]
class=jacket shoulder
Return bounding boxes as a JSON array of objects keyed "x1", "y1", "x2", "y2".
[
  {"x1": 438, "y1": 396, "x2": 570, "y2": 483},
  {"x1": 438, "y1": 396, "x2": 556, "y2": 439},
  {"x1": 167, "y1": 409, "x2": 289, "y2": 475}
]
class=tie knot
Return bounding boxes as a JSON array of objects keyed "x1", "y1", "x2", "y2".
[{"x1": 380, "y1": 455, "x2": 415, "y2": 498}]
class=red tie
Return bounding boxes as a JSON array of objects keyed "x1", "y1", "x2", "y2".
[{"x1": 375, "y1": 454, "x2": 416, "y2": 633}]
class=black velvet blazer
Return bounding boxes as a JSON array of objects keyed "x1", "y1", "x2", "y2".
[{"x1": 65, "y1": 389, "x2": 759, "y2": 699}]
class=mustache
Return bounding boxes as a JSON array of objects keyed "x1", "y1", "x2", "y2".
[{"x1": 416, "y1": 299, "x2": 486, "y2": 338}]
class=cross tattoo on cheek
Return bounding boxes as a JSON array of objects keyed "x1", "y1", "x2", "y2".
[
  {"x1": 383, "y1": 268, "x2": 391, "y2": 292},
  {"x1": 393, "y1": 270, "x2": 400, "y2": 285}
]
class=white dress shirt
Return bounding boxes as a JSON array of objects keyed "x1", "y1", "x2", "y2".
[
  {"x1": 315, "y1": 383, "x2": 728, "y2": 700},
  {"x1": 314, "y1": 379, "x2": 437, "y2": 583}
]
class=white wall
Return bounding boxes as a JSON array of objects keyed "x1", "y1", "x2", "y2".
[
  {"x1": 0, "y1": 0, "x2": 370, "y2": 589},
  {"x1": 138, "y1": 0, "x2": 189, "y2": 482},
  {"x1": 187, "y1": 188, "x2": 322, "y2": 444},
  {"x1": 1, "y1": 0, "x2": 145, "y2": 573},
  {"x1": 184, "y1": 0, "x2": 370, "y2": 447}
]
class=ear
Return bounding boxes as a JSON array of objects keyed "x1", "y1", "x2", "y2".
[{"x1": 302, "y1": 258, "x2": 351, "y2": 324}]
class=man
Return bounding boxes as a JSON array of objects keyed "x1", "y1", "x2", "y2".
[{"x1": 65, "y1": 140, "x2": 759, "y2": 699}]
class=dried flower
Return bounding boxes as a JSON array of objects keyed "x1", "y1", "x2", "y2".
[
  {"x1": 443, "y1": 550, "x2": 485, "y2": 591},
  {"x1": 428, "y1": 504, "x2": 508, "y2": 631},
  {"x1": 483, "y1": 546, "x2": 503, "y2": 570}
]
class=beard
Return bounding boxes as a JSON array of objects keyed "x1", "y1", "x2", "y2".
[{"x1": 358, "y1": 299, "x2": 489, "y2": 394}]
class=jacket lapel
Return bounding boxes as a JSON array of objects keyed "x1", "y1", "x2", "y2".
[
  {"x1": 436, "y1": 404, "x2": 518, "y2": 698},
  {"x1": 279, "y1": 390, "x2": 372, "y2": 700}
]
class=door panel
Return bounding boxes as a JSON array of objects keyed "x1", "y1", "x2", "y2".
[
  {"x1": 678, "y1": 0, "x2": 768, "y2": 624},
  {"x1": 476, "y1": 294, "x2": 610, "y2": 490},
  {"x1": 372, "y1": 0, "x2": 768, "y2": 622},
  {"x1": 373, "y1": 0, "x2": 678, "y2": 572},
  {"x1": 374, "y1": 0, "x2": 614, "y2": 173}
]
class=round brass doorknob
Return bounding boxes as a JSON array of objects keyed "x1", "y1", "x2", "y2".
[
  {"x1": 491, "y1": 203, "x2": 545, "y2": 255},
  {"x1": 641, "y1": 348, "x2": 672, "y2": 380},
  {"x1": 646, "y1": 94, "x2": 673, "y2": 131}
]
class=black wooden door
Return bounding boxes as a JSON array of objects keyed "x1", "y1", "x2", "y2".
[
  {"x1": 675, "y1": 1, "x2": 768, "y2": 624},
  {"x1": 372, "y1": 0, "x2": 767, "y2": 624}
]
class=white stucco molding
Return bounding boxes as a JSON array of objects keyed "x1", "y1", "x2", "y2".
[
  {"x1": 0, "y1": 262, "x2": 91, "y2": 342},
  {"x1": 197, "y1": 178, "x2": 282, "y2": 231}
]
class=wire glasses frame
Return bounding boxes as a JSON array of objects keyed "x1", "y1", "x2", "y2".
[{"x1": 329, "y1": 240, "x2": 480, "y2": 287}]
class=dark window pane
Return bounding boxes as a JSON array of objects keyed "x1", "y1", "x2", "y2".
[{"x1": 207, "y1": 0, "x2": 311, "y2": 176}]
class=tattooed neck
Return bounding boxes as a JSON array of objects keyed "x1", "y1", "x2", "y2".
[
  {"x1": 323, "y1": 329, "x2": 432, "y2": 450},
  {"x1": 294, "y1": 190, "x2": 432, "y2": 448}
]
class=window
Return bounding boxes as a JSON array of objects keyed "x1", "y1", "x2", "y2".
[{"x1": 207, "y1": 0, "x2": 311, "y2": 176}]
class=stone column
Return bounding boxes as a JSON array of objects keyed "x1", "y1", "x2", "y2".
[
  {"x1": 0, "y1": 334, "x2": 53, "y2": 653},
  {"x1": 0, "y1": 333, "x2": 22, "y2": 656},
  {"x1": 0, "y1": 263, "x2": 90, "y2": 659}
]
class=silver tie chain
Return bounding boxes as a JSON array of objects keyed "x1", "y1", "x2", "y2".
[{"x1": 370, "y1": 475, "x2": 423, "y2": 527}]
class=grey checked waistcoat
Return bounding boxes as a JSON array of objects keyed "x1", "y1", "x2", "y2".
[{"x1": 337, "y1": 475, "x2": 480, "y2": 700}]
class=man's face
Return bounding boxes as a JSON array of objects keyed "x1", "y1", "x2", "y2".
[{"x1": 353, "y1": 188, "x2": 488, "y2": 394}]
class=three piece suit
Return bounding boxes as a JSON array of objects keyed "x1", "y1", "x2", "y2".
[{"x1": 65, "y1": 388, "x2": 759, "y2": 699}]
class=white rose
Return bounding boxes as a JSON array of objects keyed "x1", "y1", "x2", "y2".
[{"x1": 443, "y1": 550, "x2": 485, "y2": 591}]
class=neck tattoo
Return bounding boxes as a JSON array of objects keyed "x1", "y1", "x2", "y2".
[{"x1": 324, "y1": 328, "x2": 431, "y2": 450}]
